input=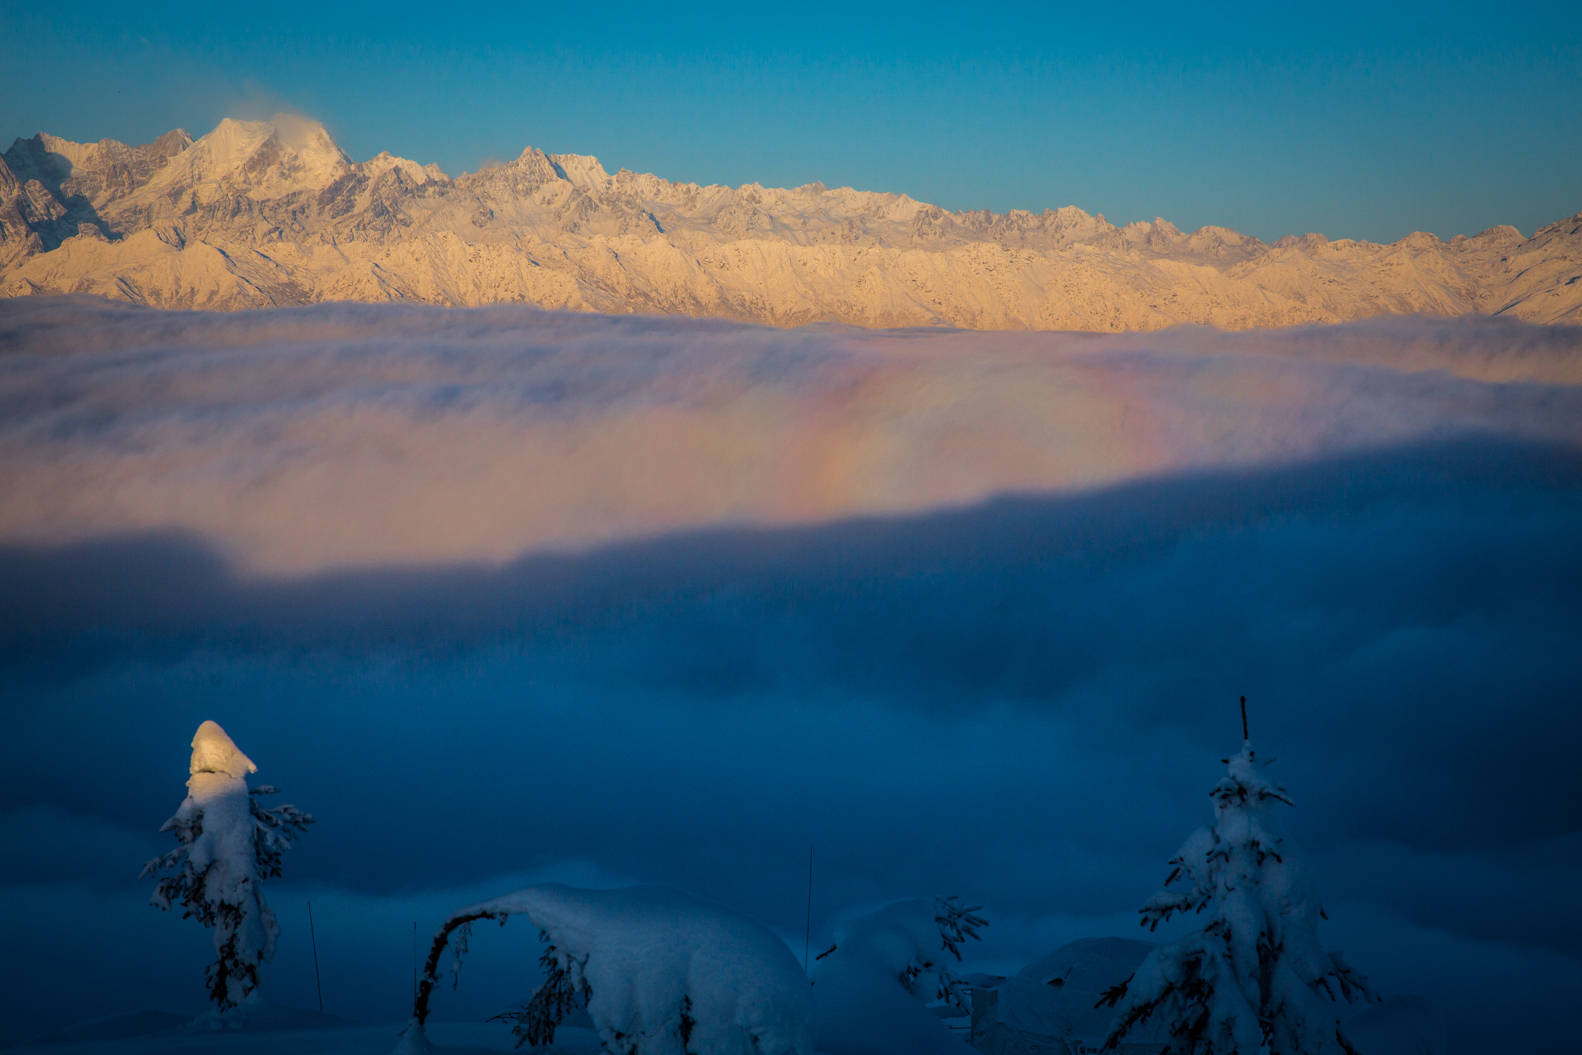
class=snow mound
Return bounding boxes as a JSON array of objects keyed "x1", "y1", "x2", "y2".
[
  {"x1": 30, "y1": 1009, "x2": 186, "y2": 1044},
  {"x1": 182, "y1": 997, "x2": 348, "y2": 1034},
  {"x1": 972, "y1": 937, "x2": 1162, "y2": 1052}
]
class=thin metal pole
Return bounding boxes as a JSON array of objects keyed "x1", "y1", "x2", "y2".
[
  {"x1": 412, "y1": 921, "x2": 418, "y2": 1005},
  {"x1": 803, "y1": 846, "x2": 814, "y2": 975},
  {"x1": 307, "y1": 901, "x2": 324, "y2": 1013},
  {"x1": 1240, "y1": 695, "x2": 1249, "y2": 741}
]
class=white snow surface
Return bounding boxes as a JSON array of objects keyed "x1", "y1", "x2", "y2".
[
  {"x1": 976, "y1": 937, "x2": 1164, "y2": 1050},
  {"x1": 9, "y1": 1018, "x2": 593, "y2": 1055},
  {"x1": 412, "y1": 884, "x2": 811, "y2": 1055}
]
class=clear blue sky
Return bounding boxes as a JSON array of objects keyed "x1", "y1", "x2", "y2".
[{"x1": 1, "y1": 0, "x2": 1577, "y2": 241}]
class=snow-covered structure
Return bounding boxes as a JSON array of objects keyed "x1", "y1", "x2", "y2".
[
  {"x1": 969, "y1": 938, "x2": 1168, "y2": 1055},
  {"x1": 398, "y1": 884, "x2": 811, "y2": 1055},
  {"x1": 141, "y1": 720, "x2": 313, "y2": 1011},
  {"x1": 810, "y1": 897, "x2": 986, "y2": 1055},
  {"x1": 1099, "y1": 742, "x2": 1377, "y2": 1054}
]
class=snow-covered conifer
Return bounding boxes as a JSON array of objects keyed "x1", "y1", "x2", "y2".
[
  {"x1": 141, "y1": 720, "x2": 313, "y2": 1011},
  {"x1": 1099, "y1": 741, "x2": 1377, "y2": 1054}
]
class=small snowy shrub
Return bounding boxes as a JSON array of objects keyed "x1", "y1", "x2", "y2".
[
  {"x1": 809, "y1": 897, "x2": 986, "y2": 1055},
  {"x1": 141, "y1": 720, "x2": 313, "y2": 1011},
  {"x1": 824, "y1": 896, "x2": 985, "y2": 1011},
  {"x1": 1099, "y1": 741, "x2": 1377, "y2": 1054},
  {"x1": 401, "y1": 884, "x2": 810, "y2": 1055}
]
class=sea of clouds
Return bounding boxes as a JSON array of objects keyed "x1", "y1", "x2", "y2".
[{"x1": 2, "y1": 297, "x2": 1579, "y2": 1052}]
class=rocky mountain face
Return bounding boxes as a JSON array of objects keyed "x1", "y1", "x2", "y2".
[{"x1": 3, "y1": 115, "x2": 1579, "y2": 330}]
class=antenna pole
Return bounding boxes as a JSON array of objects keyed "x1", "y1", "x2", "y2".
[
  {"x1": 412, "y1": 921, "x2": 418, "y2": 1004},
  {"x1": 804, "y1": 846, "x2": 814, "y2": 976},
  {"x1": 307, "y1": 901, "x2": 324, "y2": 1013},
  {"x1": 1240, "y1": 695, "x2": 1249, "y2": 741}
]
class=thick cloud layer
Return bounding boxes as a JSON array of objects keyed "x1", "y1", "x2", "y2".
[
  {"x1": 1, "y1": 298, "x2": 1579, "y2": 1052},
  {"x1": 3, "y1": 297, "x2": 1578, "y2": 574}
]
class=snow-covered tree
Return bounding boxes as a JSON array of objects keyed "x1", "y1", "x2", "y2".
[
  {"x1": 141, "y1": 720, "x2": 313, "y2": 1011},
  {"x1": 398, "y1": 884, "x2": 810, "y2": 1055},
  {"x1": 809, "y1": 897, "x2": 987, "y2": 1055},
  {"x1": 815, "y1": 896, "x2": 985, "y2": 1012},
  {"x1": 1099, "y1": 741, "x2": 1377, "y2": 1054}
]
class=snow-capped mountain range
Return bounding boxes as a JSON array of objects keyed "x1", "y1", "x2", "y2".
[{"x1": 3, "y1": 114, "x2": 1579, "y2": 329}]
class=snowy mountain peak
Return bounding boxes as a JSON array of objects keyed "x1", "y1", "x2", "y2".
[
  {"x1": 361, "y1": 150, "x2": 448, "y2": 184},
  {"x1": 490, "y1": 145, "x2": 562, "y2": 186},
  {"x1": 188, "y1": 720, "x2": 257, "y2": 779},
  {"x1": 32, "y1": 132, "x2": 111, "y2": 168},
  {"x1": 261, "y1": 113, "x2": 344, "y2": 160},
  {"x1": 550, "y1": 152, "x2": 610, "y2": 190},
  {"x1": 166, "y1": 114, "x2": 350, "y2": 200},
  {"x1": 3, "y1": 115, "x2": 1579, "y2": 328}
]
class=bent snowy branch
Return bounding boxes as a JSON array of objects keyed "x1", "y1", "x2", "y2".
[{"x1": 403, "y1": 884, "x2": 810, "y2": 1055}]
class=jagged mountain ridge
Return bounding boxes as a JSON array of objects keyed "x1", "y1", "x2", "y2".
[{"x1": 3, "y1": 114, "x2": 1579, "y2": 330}]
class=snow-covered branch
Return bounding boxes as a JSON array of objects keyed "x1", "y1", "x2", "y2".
[{"x1": 402, "y1": 884, "x2": 809, "y2": 1055}]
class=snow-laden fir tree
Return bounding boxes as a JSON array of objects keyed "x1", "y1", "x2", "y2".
[
  {"x1": 141, "y1": 720, "x2": 313, "y2": 1011},
  {"x1": 1099, "y1": 740, "x2": 1377, "y2": 1054}
]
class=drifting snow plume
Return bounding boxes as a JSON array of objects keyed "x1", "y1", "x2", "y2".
[
  {"x1": 141, "y1": 721, "x2": 313, "y2": 1011},
  {"x1": 402, "y1": 884, "x2": 811, "y2": 1055},
  {"x1": 810, "y1": 897, "x2": 986, "y2": 1055},
  {"x1": 1099, "y1": 742, "x2": 1377, "y2": 1054}
]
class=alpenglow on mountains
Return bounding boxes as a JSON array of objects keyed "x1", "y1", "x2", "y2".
[{"x1": 3, "y1": 114, "x2": 1579, "y2": 330}]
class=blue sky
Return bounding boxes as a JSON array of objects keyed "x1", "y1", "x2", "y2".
[{"x1": 1, "y1": 0, "x2": 1577, "y2": 241}]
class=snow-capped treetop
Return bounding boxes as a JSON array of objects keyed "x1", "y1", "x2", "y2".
[
  {"x1": 189, "y1": 720, "x2": 257, "y2": 780},
  {"x1": 1136, "y1": 741, "x2": 1294, "y2": 929},
  {"x1": 1137, "y1": 742, "x2": 1354, "y2": 1001}
]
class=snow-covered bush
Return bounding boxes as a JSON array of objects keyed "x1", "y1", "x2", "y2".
[
  {"x1": 1099, "y1": 741, "x2": 1377, "y2": 1054},
  {"x1": 399, "y1": 884, "x2": 811, "y2": 1055},
  {"x1": 141, "y1": 720, "x2": 313, "y2": 1011},
  {"x1": 971, "y1": 937, "x2": 1165, "y2": 1054},
  {"x1": 809, "y1": 897, "x2": 986, "y2": 1055}
]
